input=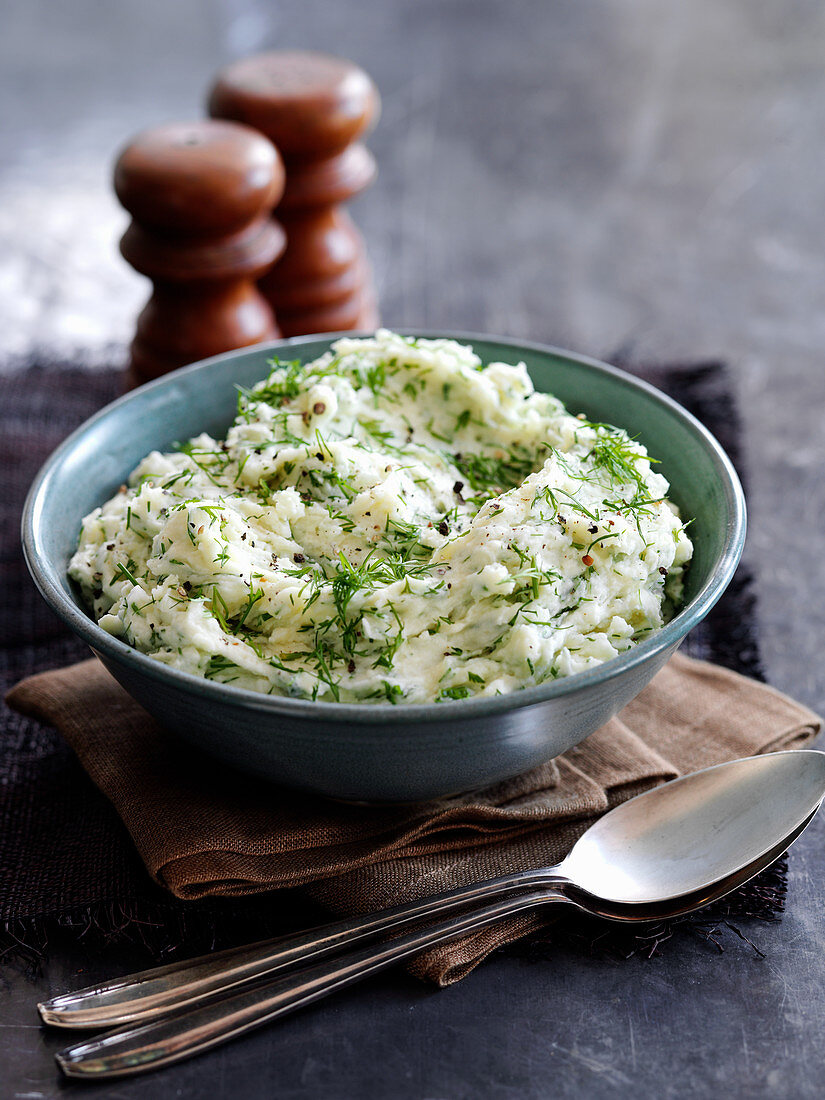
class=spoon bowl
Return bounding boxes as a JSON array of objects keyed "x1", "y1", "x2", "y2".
[{"x1": 561, "y1": 749, "x2": 825, "y2": 907}]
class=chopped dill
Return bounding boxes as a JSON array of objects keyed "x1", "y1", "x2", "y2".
[
  {"x1": 73, "y1": 333, "x2": 690, "y2": 706},
  {"x1": 438, "y1": 685, "x2": 471, "y2": 701},
  {"x1": 114, "y1": 562, "x2": 139, "y2": 586}
]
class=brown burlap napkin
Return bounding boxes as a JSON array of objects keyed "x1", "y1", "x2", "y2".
[{"x1": 6, "y1": 653, "x2": 820, "y2": 985}]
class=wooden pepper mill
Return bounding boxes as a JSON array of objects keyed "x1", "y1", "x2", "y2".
[
  {"x1": 208, "y1": 51, "x2": 380, "y2": 336},
  {"x1": 114, "y1": 120, "x2": 286, "y2": 386}
]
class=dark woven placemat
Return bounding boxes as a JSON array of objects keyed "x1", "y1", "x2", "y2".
[{"x1": 0, "y1": 355, "x2": 774, "y2": 972}]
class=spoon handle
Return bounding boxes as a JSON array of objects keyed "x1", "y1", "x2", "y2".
[
  {"x1": 40, "y1": 868, "x2": 563, "y2": 1030},
  {"x1": 56, "y1": 886, "x2": 564, "y2": 1080}
]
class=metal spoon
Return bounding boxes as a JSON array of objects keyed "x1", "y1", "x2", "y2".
[
  {"x1": 48, "y1": 750, "x2": 825, "y2": 1079},
  {"x1": 42, "y1": 749, "x2": 825, "y2": 1033}
]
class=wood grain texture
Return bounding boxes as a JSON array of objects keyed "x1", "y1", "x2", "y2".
[
  {"x1": 2, "y1": 0, "x2": 825, "y2": 1097},
  {"x1": 210, "y1": 50, "x2": 380, "y2": 334},
  {"x1": 114, "y1": 120, "x2": 285, "y2": 383}
]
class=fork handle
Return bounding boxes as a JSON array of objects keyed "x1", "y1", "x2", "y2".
[
  {"x1": 40, "y1": 868, "x2": 562, "y2": 1029},
  {"x1": 56, "y1": 887, "x2": 564, "y2": 1079}
]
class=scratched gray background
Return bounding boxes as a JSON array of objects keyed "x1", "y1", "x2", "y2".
[{"x1": 2, "y1": 1, "x2": 825, "y2": 1097}]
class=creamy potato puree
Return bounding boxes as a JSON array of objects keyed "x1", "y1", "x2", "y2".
[{"x1": 70, "y1": 331, "x2": 692, "y2": 703}]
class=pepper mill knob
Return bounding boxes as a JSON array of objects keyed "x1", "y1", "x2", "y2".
[
  {"x1": 208, "y1": 51, "x2": 380, "y2": 336},
  {"x1": 114, "y1": 120, "x2": 286, "y2": 387}
]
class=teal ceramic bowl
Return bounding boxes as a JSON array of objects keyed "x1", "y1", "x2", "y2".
[{"x1": 23, "y1": 333, "x2": 745, "y2": 802}]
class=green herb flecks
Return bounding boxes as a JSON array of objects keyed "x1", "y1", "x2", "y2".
[
  {"x1": 437, "y1": 684, "x2": 471, "y2": 701},
  {"x1": 114, "y1": 562, "x2": 139, "y2": 586},
  {"x1": 204, "y1": 654, "x2": 242, "y2": 682},
  {"x1": 451, "y1": 447, "x2": 539, "y2": 500}
]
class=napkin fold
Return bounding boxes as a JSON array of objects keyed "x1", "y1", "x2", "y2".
[{"x1": 6, "y1": 652, "x2": 820, "y2": 985}]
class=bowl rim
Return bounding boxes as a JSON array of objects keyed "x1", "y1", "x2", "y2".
[{"x1": 22, "y1": 329, "x2": 747, "y2": 725}]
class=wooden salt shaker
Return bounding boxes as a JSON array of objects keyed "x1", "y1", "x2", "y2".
[
  {"x1": 208, "y1": 51, "x2": 380, "y2": 336},
  {"x1": 115, "y1": 120, "x2": 286, "y2": 386}
]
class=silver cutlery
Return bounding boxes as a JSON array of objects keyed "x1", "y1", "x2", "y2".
[{"x1": 42, "y1": 750, "x2": 825, "y2": 1079}]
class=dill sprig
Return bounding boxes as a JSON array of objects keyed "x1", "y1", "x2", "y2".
[
  {"x1": 204, "y1": 654, "x2": 242, "y2": 682},
  {"x1": 238, "y1": 358, "x2": 304, "y2": 410},
  {"x1": 114, "y1": 562, "x2": 139, "y2": 586},
  {"x1": 451, "y1": 447, "x2": 538, "y2": 498}
]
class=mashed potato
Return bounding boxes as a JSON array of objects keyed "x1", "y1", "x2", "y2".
[{"x1": 70, "y1": 330, "x2": 692, "y2": 703}]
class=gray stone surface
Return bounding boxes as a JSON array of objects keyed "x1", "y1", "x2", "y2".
[{"x1": 2, "y1": 0, "x2": 825, "y2": 1096}]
